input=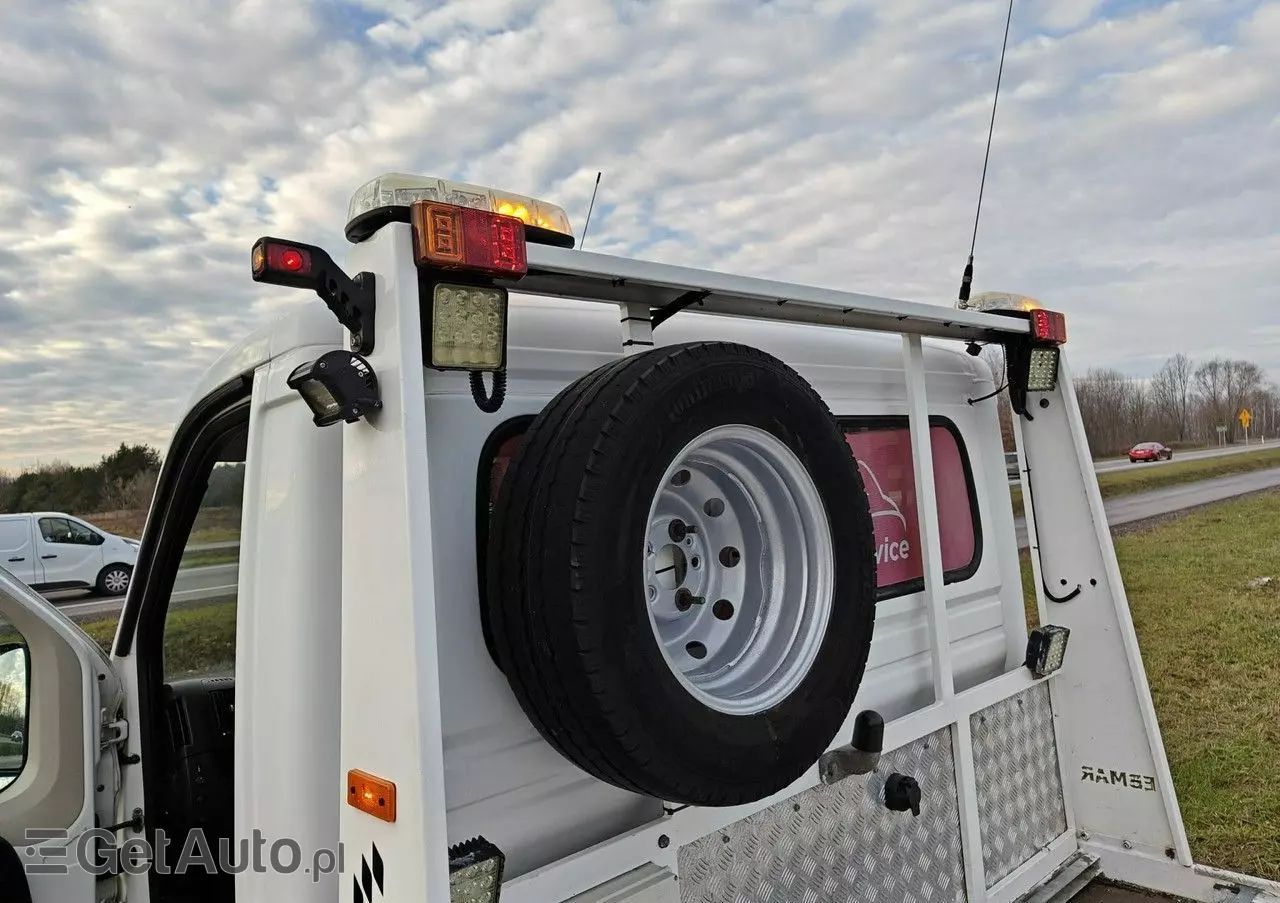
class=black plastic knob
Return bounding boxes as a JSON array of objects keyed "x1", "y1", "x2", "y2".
[{"x1": 852, "y1": 710, "x2": 884, "y2": 754}]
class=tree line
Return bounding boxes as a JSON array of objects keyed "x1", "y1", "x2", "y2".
[
  {"x1": 0, "y1": 444, "x2": 248, "y2": 517},
  {"x1": 0, "y1": 444, "x2": 163, "y2": 515},
  {"x1": 1075, "y1": 355, "x2": 1279, "y2": 457},
  {"x1": 976, "y1": 348, "x2": 1274, "y2": 460}
]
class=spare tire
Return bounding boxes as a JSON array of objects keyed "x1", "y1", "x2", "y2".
[{"x1": 486, "y1": 341, "x2": 876, "y2": 806}]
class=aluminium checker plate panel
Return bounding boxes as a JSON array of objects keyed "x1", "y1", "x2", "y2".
[
  {"x1": 677, "y1": 727, "x2": 966, "y2": 903},
  {"x1": 971, "y1": 682, "x2": 1070, "y2": 888}
]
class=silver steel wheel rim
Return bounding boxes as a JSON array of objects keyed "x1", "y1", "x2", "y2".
[
  {"x1": 105, "y1": 570, "x2": 129, "y2": 593},
  {"x1": 642, "y1": 424, "x2": 835, "y2": 716}
]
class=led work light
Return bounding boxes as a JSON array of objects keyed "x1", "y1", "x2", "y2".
[
  {"x1": 286, "y1": 350, "x2": 383, "y2": 427},
  {"x1": 1025, "y1": 625, "x2": 1070, "y2": 678},
  {"x1": 449, "y1": 836, "x2": 506, "y2": 903}
]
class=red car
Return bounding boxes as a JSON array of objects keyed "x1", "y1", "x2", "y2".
[{"x1": 1128, "y1": 442, "x2": 1173, "y2": 463}]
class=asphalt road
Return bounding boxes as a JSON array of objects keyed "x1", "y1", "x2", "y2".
[
  {"x1": 45, "y1": 562, "x2": 237, "y2": 621},
  {"x1": 1092, "y1": 440, "x2": 1270, "y2": 474},
  {"x1": 1014, "y1": 466, "x2": 1280, "y2": 548}
]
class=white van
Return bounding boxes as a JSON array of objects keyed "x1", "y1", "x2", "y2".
[{"x1": 0, "y1": 512, "x2": 138, "y2": 596}]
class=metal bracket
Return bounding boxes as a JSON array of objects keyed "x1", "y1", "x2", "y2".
[
  {"x1": 650, "y1": 290, "x2": 710, "y2": 328},
  {"x1": 318, "y1": 268, "x2": 376, "y2": 355},
  {"x1": 102, "y1": 808, "x2": 144, "y2": 834},
  {"x1": 100, "y1": 717, "x2": 129, "y2": 753},
  {"x1": 818, "y1": 710, "x2": 884, "y2": 785}
]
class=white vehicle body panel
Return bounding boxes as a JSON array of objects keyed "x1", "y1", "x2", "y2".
[{"x1": 432, "y1": 292, "x2": 1026, "y2": 879}]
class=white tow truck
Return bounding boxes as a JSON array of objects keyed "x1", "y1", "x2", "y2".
[{"x1": 1, "y1": 174, "x2": 1277, "y2": 903}]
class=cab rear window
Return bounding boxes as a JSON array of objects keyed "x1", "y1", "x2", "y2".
[
  {"x1": 479, "y1": 415, "x2": 981, "y2": 601},
  {"x1": 840, "y1": 417, "x2": 981, "y2": 599}
]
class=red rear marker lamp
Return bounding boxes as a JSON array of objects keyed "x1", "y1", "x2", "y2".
[
  {"x1": 411, "y1": 201, "x2": 528, "y2": 278},
  {"x1": 449, "y1": 836, "x2": 506, "y2": 903},
  {"x1": 1030, "y1": 308, "x2": 1067, "y2": 344},
  {"x1": 250, "y1": 236, "x2": 376, "y2": 354},
  {"x1": 1025, "y1": 625, "x2": 1070, "y2": 679},
  {"x1": 286, "y1": 350, "x2": 382, "y2": 427}
]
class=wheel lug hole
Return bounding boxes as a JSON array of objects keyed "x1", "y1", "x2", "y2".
[
  {"x1": 713, "y1": 599, "x2": 735, "y2": 620},
  {"x1": 690, "y1": 556, "x2": 700, "y2": 569},
  {"x1": 719, "y1": 546, "x2": 741, "y2": 568},
  {"x1": 647, "y1": 585, "x2": 657, "y2": 601},
  {"x1": 685, "y1": 641, "x2": 707, "y2": 660}
]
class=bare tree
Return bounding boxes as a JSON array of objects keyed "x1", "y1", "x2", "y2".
[
  {"x1": 1194, "y1": 359, "x2": 1230, "y2": 438},
  {"x1": 1226, "y1": 360, "x2": 1264, "y2": 440},
  {"x1": 1075, "y1": 367, "x2": 1137, "y2": 456},
  {"x1": 1127, "y1": 381, "x2": 1152, "y2": 443},
  {"x1": 1150, "y1": 353, "x2": 1195, "y2": 442}
]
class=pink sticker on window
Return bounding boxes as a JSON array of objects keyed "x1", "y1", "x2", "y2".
[{"x1": 844, "y1": 425, "x2": 977, "y2": 591}]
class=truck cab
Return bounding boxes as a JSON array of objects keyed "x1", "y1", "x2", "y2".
[{"x1": 0, "y1": 173, "x2": 1276, "y2": 903}]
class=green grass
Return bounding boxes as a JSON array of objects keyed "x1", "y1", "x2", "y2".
[
  {"x1": 1010, "y1": 445, "x2": 1280, "y2": 517},
  {"x1": 179, "y1": 550, "x2": 239, "y2": 569},
  {"x1": 0, "y1": 739, "x2": 20, "y2": 757},
  {"x1": 188, "y1": 527, "x2": 241, "y2": 545},
  {"x1": 77, "y1": 600, "x2": 237, "y2": 679},
  {"x1": 1021, "y1": 491, "x2": 1280, "y2": 878}
]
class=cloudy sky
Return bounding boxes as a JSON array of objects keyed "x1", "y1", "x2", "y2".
[{"x1": 0, "y1": 0, "x2": 1276, "y2": 470}]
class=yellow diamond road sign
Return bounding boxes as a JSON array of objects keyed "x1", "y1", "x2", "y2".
[{"x1": 1239, "y1": 408, "x2": 1252, "y2": 429}]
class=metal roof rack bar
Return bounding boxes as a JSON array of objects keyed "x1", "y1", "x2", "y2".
[{"x1": 506, "y1": 245, "x2": 1030, "y2": 344}]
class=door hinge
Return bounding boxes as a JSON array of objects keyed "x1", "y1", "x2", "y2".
[
  {"x1": 102, "y1": 808, "x2": 145, "y2": 834},
  {"x1": 100, "y1": 717, "x2": 129, "y2": 752}
]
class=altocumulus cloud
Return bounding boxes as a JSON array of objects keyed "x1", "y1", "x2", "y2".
[{"x1": 0, "y1": 0, "x2": 1277, "y2": 469}]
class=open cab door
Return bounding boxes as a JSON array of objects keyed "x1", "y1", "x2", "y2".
[{"x1": 0, "y1": 568, "x2": 127, "y2": 903}]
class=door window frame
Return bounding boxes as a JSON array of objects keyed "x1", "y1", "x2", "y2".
[{"x1": 109, "y1": 373, "x2": 252, "y2": 873}]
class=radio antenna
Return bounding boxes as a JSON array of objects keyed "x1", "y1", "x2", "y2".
[
  {"x1": 580, "y1": 171, "x2": 602, "y2": 249},
  {"x1": 957, "y1": 0, "x2": 1015, "y2": 308}
]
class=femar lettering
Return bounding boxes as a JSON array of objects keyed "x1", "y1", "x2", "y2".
[{"x1": 1080, "y1": 765, "x2": 1157, "y2": 792}]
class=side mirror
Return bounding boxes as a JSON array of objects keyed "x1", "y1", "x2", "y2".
[{"x1": 0, "y1": 642, "x2": 30, "y2": 788}]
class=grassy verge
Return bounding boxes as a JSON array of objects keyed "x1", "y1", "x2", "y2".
[
  {"x1": 77, "y1": 600, "x2": 237, "y2": 678},
  {"x1": 1021, "y1": 491, "x2": 1280, "y2": 878},
  {"x1": 179, "y1": 550, "x2": 239, "y2": 569},
  {"x1": 80, "y1": 507, "x2": 243, "y2": 544},
  {"x1": 1010, "y1": 445, "x2": 1280, "y2": 517},
  {"x1": 0, "y1": 739, "x2": 20, "y2": 757}
]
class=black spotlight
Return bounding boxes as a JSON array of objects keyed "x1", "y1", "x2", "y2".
[{"x1": 286, "y1": 350, "x2": 383, "y2": 427}]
